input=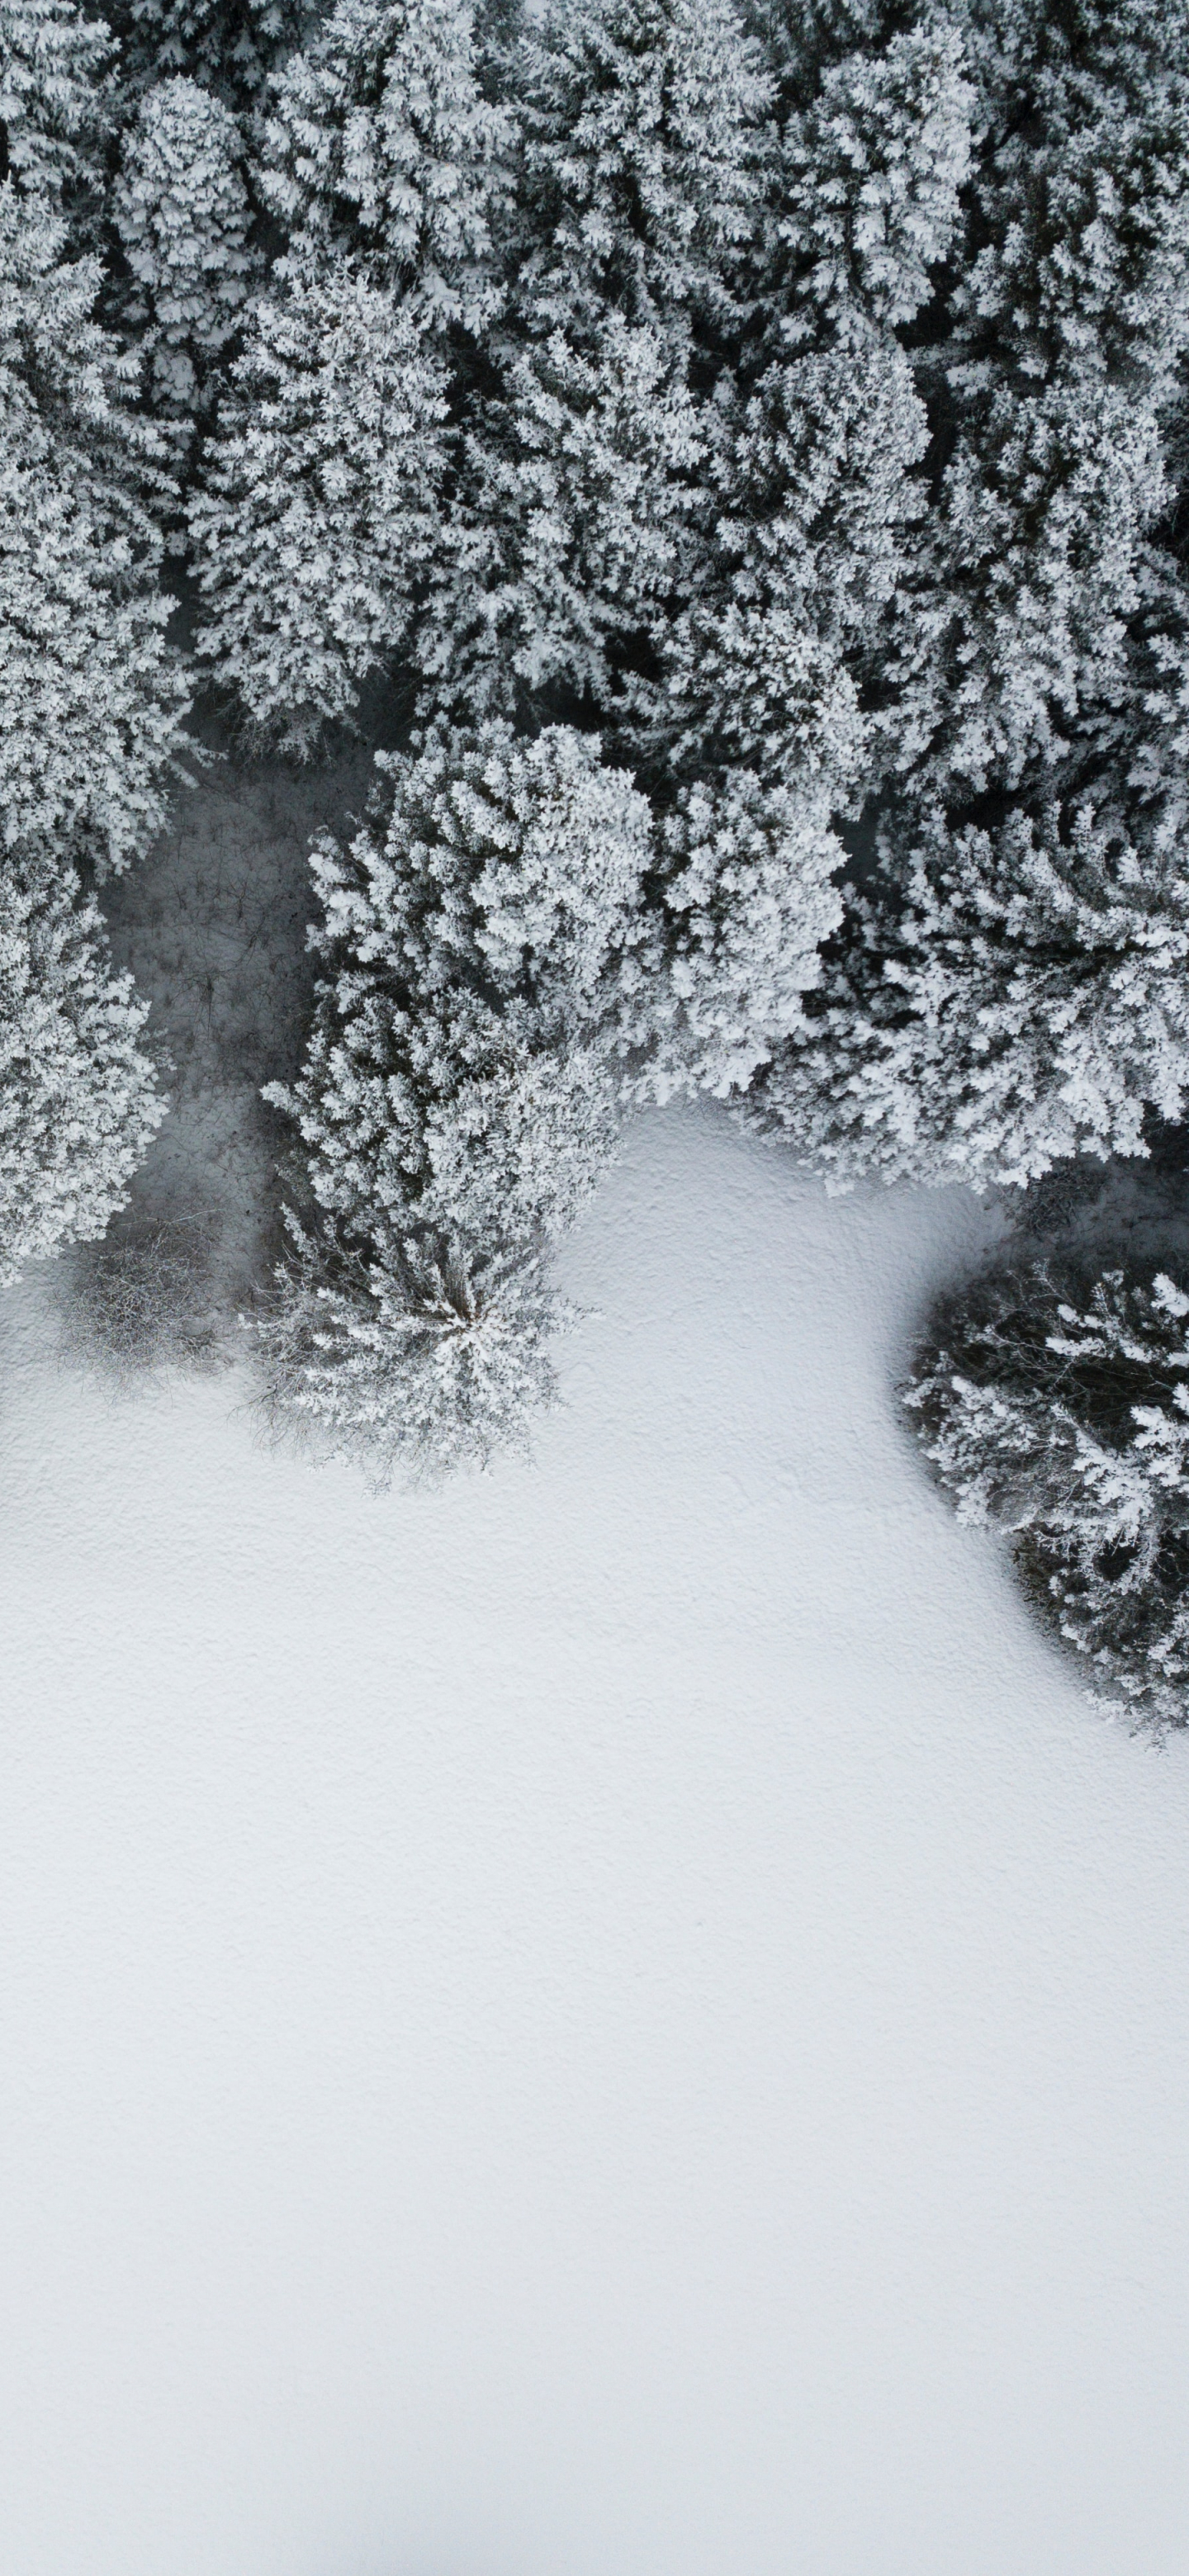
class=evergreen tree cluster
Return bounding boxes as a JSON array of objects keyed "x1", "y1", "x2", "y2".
[
  {"x1": 7, "y1": 0, "x2": 1189, "y2": 1573},
  {"x1": 1, "y1": 11, "x2": 190, "y2": 1279}
]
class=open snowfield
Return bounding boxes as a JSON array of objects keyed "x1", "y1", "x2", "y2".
[{"x1": 5, "y1": 1101, "x2": 1189, "y2": 2576}]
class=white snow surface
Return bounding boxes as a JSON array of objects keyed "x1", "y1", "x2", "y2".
[{"x1": 3, "y1": 1103, "x2": 1189, "y2": 2576}]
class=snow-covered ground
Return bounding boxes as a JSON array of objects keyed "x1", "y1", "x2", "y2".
[{"x1": 5, "y1": 1099, "x2": 1189, "y2": 2576}]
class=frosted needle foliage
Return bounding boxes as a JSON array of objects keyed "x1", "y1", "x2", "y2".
[
  {"x1": 262, "y1": 724, "x2": 651, "y2": 1471},
  {"x1": 907, "y1": 1262, "x2": 1189, "y2": 1733},
  {"x1": 0, "y1": 856, "x2": 166, "y2": 1282}
]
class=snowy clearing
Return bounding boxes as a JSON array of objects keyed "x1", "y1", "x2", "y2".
[{"x1": 4, "y1": 1103, "x2": 1189, "y2": 2576}]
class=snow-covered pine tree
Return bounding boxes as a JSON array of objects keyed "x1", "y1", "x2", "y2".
[
  {"x1": 114, "y1": 75, "x2": 255, "y2": 429},
  {"x1": 261, "y1": 722, "x2": 652, "y2": 1471},
  {"x1": 0, "y1": 181, "x2": 190, "y2": 876},
  {"x1": 0, "y1": 850, "x2": 166, "y2": 1281},
  {"x1": 0, "y1": 31, "x2": 187, "y2": 1289},
  {"x1": 192, "y1": 0, "x2": 515, "y2": 737},
  {"x1": 881, "y1": 15, "x2": 1189, "y2": 819},
  {"x1": 100, "y1": 0, "x2": 311, "y2": 108},
  {"x1": 414, "y1": 2, "x2": 978, "y2": 1124},
  {"x1": 762, "y1": 798, "x2": 1189, "y2": 1191},
  {"x1": 589, "y1": 16, "x2": 967, "y2": 1099},
  {"x1": 414, "y1": 0, "x2": 774, "y2": 742},
  {"x1": 260, "y1": 1223, "x2": 565, "y2": 1475},
  {"x1": 637, "y1": 12, "x2": 970, "y2": 800},
  {"x1": 746, "y1": 0, "x2": 1189, "y2": 1187},
  {"x1": 414, "y1": 311, "x2": 703, "y2": 730},
  {"x1": 188, "y1": 265, "x2": 449, "y2": 749},
  {"x1": 905, "y1": 1258, "x2": 1189, "y2": 1733},
  {"x1": 0, "y1": 0, "x2": 112, "y2": 213},
  {"x1": 267, "y1": 721, "x2": 651, "y2": 1252},
  {"x1": 258, "y1": 0, "x2": 515, "y2": 332},
  {"x1": 762, "y1": 19, "x2": 973, "y2": 344},
  {"x1": 640, "y1": 341, "x2": 926, "y2": 793},
  {"x1": 509, "y1": 0, "x2": 772, "y2": 341},
  {"x1": 613, "y1": 765, "x2": 846, "y2": 1100}
]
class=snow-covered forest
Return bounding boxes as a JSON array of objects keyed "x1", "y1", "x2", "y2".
[{"x1": 7, "y1": 0, "x2": 1189, "y2": 1715}]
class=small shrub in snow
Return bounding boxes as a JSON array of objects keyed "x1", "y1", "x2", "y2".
[
  {"x1": 262, "y1": 723, "x2": 651, "y2": 1470},
  {"x1": 61, "y1": 1215, "x2": 225, "y2": 1376},
  {"x1": 906, "y1": 1261, "x2": 1189, "y2": 1734},
  {"x1": 0, "y1": 855, "x2": 167, "y2": 1283}
]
